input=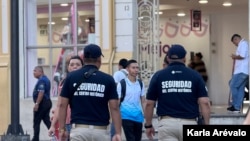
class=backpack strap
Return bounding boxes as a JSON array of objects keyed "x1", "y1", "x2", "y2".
[
  {"x1": 74, "y1": 68, "x2": 97, "y2": 92},
  {"x1": 119, "y1": 78, "x2": 143, "y2": 106},
  {"x1": 120, "y1": 79, "x2": 126, "y2": 106},
  {"x1": 70, "y1": 68, "x2": 97, "y2": 101},
  {"x1": 138, "y1": 79, "x2": 143, "y2": 90}
]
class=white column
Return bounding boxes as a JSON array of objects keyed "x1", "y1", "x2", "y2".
[
  {"x1": 25, "y1": 0, "x2": 38, "y2": 97},
  {"x1": 1, "y1": 0, "x2": 9, "y2": 54},
  {"x1": 95, "y1": 0, "x2": 114, "y2": 49},
  {"x1": 94, "y1": 0, "x2": 101, "y2": 47},
  {"x1": 95, "y1": 0, "x2": 136, "y2": 51},
  {"x1": 19, "y1": 0, "x2": 24, "y2": 98},
  {"x1": 114, "y1": 0, "x2": 137, "y2": 52}
]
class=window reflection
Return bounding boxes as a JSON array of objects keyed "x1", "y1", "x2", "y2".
[{"x1": 26, "y1": 0, "x2": 94, "y2": 97}]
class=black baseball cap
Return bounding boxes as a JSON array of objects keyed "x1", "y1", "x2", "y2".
[
  {"x1": 168, "y1": 44, "x2": 187, "y2": 59},
  {"x1": 83, "y1": 44, "x2": 104, "y2": 58}
]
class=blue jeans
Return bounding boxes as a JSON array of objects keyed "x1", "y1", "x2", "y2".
[
  {"x1": 66, "y1": 124, "x2": 72, "y2": 132},
  {"x1": 65, "y1": 124, "x2": 71, "y2": 141},
  {"x1": 229, "y1": 73, "x2": 249, "y2": 110},
  {"x1": 110, "y1": 122, "x2": 115, "y2": 140}
]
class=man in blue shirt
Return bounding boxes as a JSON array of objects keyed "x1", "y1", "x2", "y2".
[
  {"x1": 144, "y1": 44, "x2": 211, "y2": 141},
  {"x1": 32, "y1": 66, "x2": 52, "y2": 141}
]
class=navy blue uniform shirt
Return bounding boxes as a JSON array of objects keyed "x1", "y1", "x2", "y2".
[
  {"x1": 60, "y1": 65, "x2": 118, "y2": 126},
  {"x1": 33, "y1": 75, "x2": 51, "y2": 103},
  {"x1": 147, "y1": 62, "x2": 208, "y2": 119}
]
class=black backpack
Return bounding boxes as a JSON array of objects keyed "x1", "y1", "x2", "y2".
[{"x1": 119, "y1": 78, "x2": 143, "y2": 105}]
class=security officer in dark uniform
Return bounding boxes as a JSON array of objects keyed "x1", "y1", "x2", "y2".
[
  {"x1": 58, "y1": 44, "x2": 122, "y2": 141},
  {"x1": 32, "y1": 66, "x2": 52, "y2": 141},
  {"x1": 144, "y1": 44, "x2": 211, "y2": 141}
]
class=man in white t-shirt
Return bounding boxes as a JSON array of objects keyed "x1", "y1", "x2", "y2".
[
  {"x1": 116, "y1": 59, "x2": 145, "y2": 141},
  {"x1": 113, "y1": 58, "x2": 128, "y2": 83},
  {"x1": 110, "y1": 58, "x2": 128, "y2": 140},
  {"x1": 228, "y1": 34, "x2": 249, "y2": 113}
]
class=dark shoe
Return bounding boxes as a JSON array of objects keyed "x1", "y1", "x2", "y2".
[
  {"x1": 227, "y1": 106, "x2": 240, "y2": 113},
  {"x1": 227, "y1": 106, "x2": 233, "y2": 110},
  {"x1": 31, "y1": 137, "x2": 39, "y2": 141}
]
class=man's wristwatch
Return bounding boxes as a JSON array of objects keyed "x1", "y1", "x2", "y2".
[{"x1": 144, "y1": 124, "x2": 153, "y2": 129}]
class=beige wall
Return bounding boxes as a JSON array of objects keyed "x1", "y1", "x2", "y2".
[
  {"x1": 209, "y1": 11, "x2": 249, "y2": 105},
  {"x1": 0, "y1": 0, "x2": 10, "y2": 134},
  {"x1": 0, "y1": 62, "x2": 10, "y2": 134}
]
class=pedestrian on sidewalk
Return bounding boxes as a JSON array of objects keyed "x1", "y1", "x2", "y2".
[
  {"x1": 144, "y1": 44, "x2": 211, "y2": 141},
  {"x1": 117, "y1": 59, "x2": 145, "y2": 141},
  {"x1": 227, "y1": 34, "x2": 249, "y2": 113},
  {"x1": 113, "y1": 58, "x2": 128, "y2": 83},
  {"x1": 32, "y1": 66, "x2": 52, "y2": 141},
  {"x1": 58, "y1": 44, "x2": 122, "y2": 141},
  {"x1": 48, "y1": 55, "x2": 84, "y2": 140},
  {"x1": 110, "y1": 58, "x2": 128, "y2": 140}
]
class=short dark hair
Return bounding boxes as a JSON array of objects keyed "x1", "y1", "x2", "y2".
[
  {"x1": 231, "y1": 34, "x2": 241, "y2": 42},
  {"x1": 35, "y1": 66, "x2": 44, "y2": 73},
  {"x1": 163, "y1": 54, "x2": 169, "y2": 65},
  {"x1": 119, "y1": 58, "x2": 128, "y2": 69},
  {"x1": 65, "y1": 55, "x2": 84, "y2": 73},
  {"x1": 195, "y1": 52, "x2": 203, "y2": 59},
  {"x1": 126, "y1": 59, "x2": 137, "y2": 68},
  {"x1": 69, "y1": 55, "x2": 84, "y2": 66}
]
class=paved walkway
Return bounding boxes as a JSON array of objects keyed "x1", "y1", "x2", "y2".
[
  {"x1": 20, "y1": 98, "x2": 54, "y2": 141},
  {"x1": 20, "y1": 98, "x2": 157, "y2": 141},
  {"x1": 20, "y1": 98, "x2": 249, "y2": 141}
]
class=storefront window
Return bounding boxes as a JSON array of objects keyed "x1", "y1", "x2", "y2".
[{"x1": 25, "y1": 0, "x2": 94, "y2": 97}]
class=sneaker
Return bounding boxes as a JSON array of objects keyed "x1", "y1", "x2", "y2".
[
  {"x1": 227, "y1": 106, "x2": 233, "y2": 110},
  {"x1": 227, "y1": 106, "x2": 240, "y2": 113}
]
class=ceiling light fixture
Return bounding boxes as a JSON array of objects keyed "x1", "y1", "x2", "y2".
[
  {"x1": 85, "y1": 19, "x2": 90, "y2": 22},
  {"x1": 61, "y1": 17, "x2": 68, "y2": 21},
  {"x1": 199, "y1": 0, "x2": 208, "y2": 4},
  {"x1": 223, "y1": 2, "x2": 232, "y2": 7},
  {"x1": 48, "y1": 22, "x2": 55, "y2": 25},
  {"x1": 155, "y1": 11, "x2": 163, "y2": 15},
  {"x1": 177, "y1": 12, "x2": 186, "y2": 17},
  {"x1": 60, "y1": 3, "x2": 68, "y2": 7}
]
